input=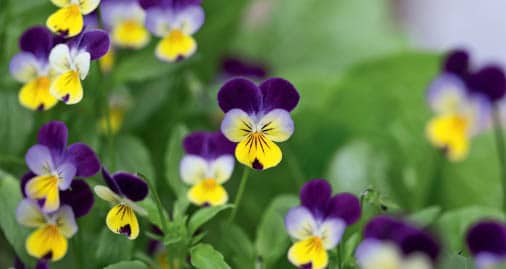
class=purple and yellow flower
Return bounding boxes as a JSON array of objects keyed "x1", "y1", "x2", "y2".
[
  {"x1": 100, "y1": 0, "x2": 150, "y2": 49},
  {"x1": 9, "y1": 27, "x2": 58, "y2": 111},
  {"x1": 355, "y1": 216, "x2": 440, "y2": 269},
  {"x1": 466, "y1": 220, "x2": 506, "y2": 269},
  {"x1": 99, "y1": 92, "x2": 132, "y2": 135},
  {"x1": 284, "y1": 179, "x2": 361, "y2": 269},
  {"x1": 139, "y1": 0, "x2": 204, "y2": 62},
  {"x1": 180, "y1": 131, "x2": 235, "y2": 206},
  {"x1": 218, "y1": 77, "x2": 300, "y2": 170},
  {"x1": 14, "y1": 255, "x2": 50, "y2": 269},
  {"x1": 94, "y1": 168, "x2": 149, "y2": 239},
  {"x1": 23, "y1": 121, "x2": 100, "y2": 213},
  {"x1": 47, "y1": 0, "x2": 101, "y2": 37},
  {"x1": 426, "y1": 50, "x2": 491, "y2": 161},
  {"x1": 48, "y1": 30, "x2": 110, "y2": 104}
]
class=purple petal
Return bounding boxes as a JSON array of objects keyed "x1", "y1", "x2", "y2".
[
  {"x1": 217, "y1": 78, "x2": 261, "y2": 114},
  {"x1": 144, "y1": 7, "x2": 172, "y2": 37},
  {"x1": 259, "y1": 78, "x2": 300, "y2": 113},
  {"x1": 183, "y1": 131, "x2": 235, "y2": 159},
  {"x1": 113, "y1": 172, "x2": 149, "y2": 201},
  {"x1": 78, "y1": 30, "x2": 110, "y2": 60},
  {"x1": 363, "y1": 215, "x2": 410, "y2": 242},
  {"x1": 139, "y1": 0, "x2": 161, "y2": 9},
  {"x1": 35, "y1": 261, "x2": 50, "y2": 269},
  {"x1": 399, "y1": 230, "x2": 440, "y2": 262},
  {"x1": 443, "y1": 49, "x2": 469, "y2": 77},
  {"x1": 20, "y1": 171, "x2": 36, "y2": 197},
  {"x1": 37, "y1": 121, "x2": 68, "y2": 154},
  {"x1": 102, "y1": 168, "x2": 122, "y2": 195},
  {"x1": 67, "y1": 143, "x2": 100, "y2": 177},
  {"x1": 25, "y1": 145, "x2": 54, "y2": 175},
  {"x1": 299, "y1": 179, "x2": 332, "y2": 219},
  {"x1": 19, "y1": 26, "x2": 54, "y2": 60},
  {"x1": 326, "y1": 193, "x2": 361, "y2": 225},
  {"x1": 60, "y1": 179, "x2": 95, "y2": 218},
  {"x1": 14, "y1": 256, "x2": 28, "y2": 269},
  {"x1": 467, "y1": 65, "x2": 506, "y2": 102},
  {"x1": 467, "y1": 220, "x2": 506, "y2": 257},
  {"x1": 221, "y1": 57, "x2": 268, "y2": 79},
  {"x1": 83, "y1": 12, "x2": 100, "y2": 29}
]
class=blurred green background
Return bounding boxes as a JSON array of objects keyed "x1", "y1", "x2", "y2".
[{"x1": 1, "y1": 0, "x2": 504, "y2": 268}]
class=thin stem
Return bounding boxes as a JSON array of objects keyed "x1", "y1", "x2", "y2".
[
  {"x1": 492, "y1": 107, "x2": 506, "y2": 212},
  {"x1": 228, "y1": 167, "x2": 250, "y2": 223}
]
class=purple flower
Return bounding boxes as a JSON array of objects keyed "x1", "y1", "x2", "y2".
[
  {"x1": 467, "y1": 220, "x2": 506, "y2": 269},
  {"x1": 356, "y1": 216, "x2": 440, "y2": 269},
  {"x1": 24, "y1": 121, "x2": 100, "y2": 213},
  {"x1": 285, "y1": 179, "x2": 361, "y2": 269},
  {"x1": 180, "y1": 131, "x2": 235, "y2": 206},
  {"x1": 138, "y1": 0, "x2": 204, "y2": 62},
  {"x1": 94, "y1": 168, "x2": 149, "y2": 240},
  {"x1": 221, "y1": 56, "x2": 268, "y2": 80},
  {"x1": 218, "y1": 77, "x2": 300, "y2": 170}
]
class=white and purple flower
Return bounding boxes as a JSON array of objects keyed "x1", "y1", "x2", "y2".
[
  {"x1": 467, "y1": 220, "x2": 506, "y2": 269},
  {"x1": 285, "y1": 179, "x2": 361, "y2": 269}
]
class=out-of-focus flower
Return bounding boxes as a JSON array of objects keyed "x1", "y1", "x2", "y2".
[
  {"x1": 467, "y1": 220, "x2": 506, "y2": 269},
  {"x1": 426, "y1": 50, "x2": 491, "y2": 161},
  {"x1": 9, "y1": 27, "x2": 58, "y2": 111},
  {"x1": 220, "y1": 56, "x2": 268, "y2": 80},
  {"x1": 49, "y1": 30, "x2": 110, "y2": 104},
  {"x1": 355, "y1": 216, "x2": 440, "y2": 269},
  {"x1": 285, "y1": 179, "x2": 361, "y2": 269},
  {"x1": 16, "y1": 200, "x2": 77, "y2": 261},
  {"x1": 180, "y1": 131, "x2": 235, "y2": 206},
  {"x1": 24, "y1": 121, "x2": 100, "y2": 212},
  {"x1": 139, "y1": 0, "x2": 204, "y2": 62},
  {"x1": 147, "y1": 226, "x2": 170, "y2": 269},
  {"x1": 99, "y1": 92, "x2": 132, "y2": 135},
  {"x1": 94, "y1": 168, "x2": 149, "y2": 240},
  {"x1": 101, "y1": 0, "x2": 150, "y2": 49},
  {"x1": 99, "y1": 49, "x2": 115, "y2": 73},
  {"x1": 47, "y1": 0, "x2": 101, "y2": 37},
  {"x1": 14, "y1": 255, "x2": 50, "y2": 269},
  {"x1": 218, "y1": 77, "x2": 299, "y2": 170}
]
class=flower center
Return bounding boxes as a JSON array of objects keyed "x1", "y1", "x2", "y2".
[
  {"x1": 305, "y1": 236, "x2": 324, "y2": 253},
  {"x1": 202, "y1": 179, "x2": 218, "y2": 190}
]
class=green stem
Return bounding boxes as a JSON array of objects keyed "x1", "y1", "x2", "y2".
[
  {"x1": 228, "y1": 167, "x2": 250, "y2": 223},
  {"x1": 97, "y1": 68, "x2": 116, "y2": 171},
  {"x1": 492, "y1": 107, "x2": 506, "y2": 212}
]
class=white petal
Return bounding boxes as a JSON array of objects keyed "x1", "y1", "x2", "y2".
[
  {"x1": 210, "y1": 155, "x2": 235, "y2": 184},
  {"x1": 284, "y1": 206, "x2": 317, "y2": 240},
  {"x1": 221, "y1": 109, "x2": 255, "y2": 142},
  {"x1": 356, "y1": 239, "x2": 402, "y2": 269},
  {"x1": 258, "y1": 109, "x2": 294, "y2": 142},
  {"x1": 320, "y1": 218, "x2": 346, "y2": 249},
  {"x1": 175, "y1": 6, "x2": 204, "y2": 35},
  {"x1": 179, "y1": 155, "x2": 208, "y2": 185},
  {"x1": 94, "y1": 185, "x2": 121, "y2": 203},
  {"x1": 52, "y1": 205, "x2": 78, "y2": 237},
  {"x1": 9, "y1": 53, "x2": 40, "y2": 83},
  {"x1": 16, "y1": 199, "x2": 46, "y2": 228},
  {"x1": 74, "y1": 51, "x2": 90, "y2": 79},
  {"x1": 49, "y1": 44, "x2": 72, "y2": 74}
]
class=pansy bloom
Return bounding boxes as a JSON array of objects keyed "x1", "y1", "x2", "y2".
[
  {"x1": 426, "y1": 50, "x2": 491, "y2": 161},
  {"x1": 219, "y1": 77, "x2": 300, "y2": 170},
  {"x1": 9, "y1": 27, "x2": 58, "y2": 111},
  {"x1": 221, "y1": 56, "x2": 268, "y2": 80},
  {"x1": 284, "y1": 179, "x2": 361, "y2": 269},
  {"x1": 355, "y1": 216, "x2": 440, "y2": 269},
  {"x1": 101, "y1": 0, "x2": 150, "y2": 49},
  {"x1": 99, "y1": 92, "x2": 131, "y2": 135},
  {"x1": 49, "y1": 30, "x2": 110, "y2": 104},
  {"x1": 180, "y1": 131, "x2": 235, "y2": 206},
  {"x1": 139, "y1": 0, "x2": 204, "y2": 62},
  {"x1": 466, "y1": 220, "x2": 506, "y2": 269},
  {"x1": 94, "y1": 168, "x2": 149, "y2": 239},
  {"x1": 47, "y1": 0, "x2": 100, "y2": 37},
  {"x1": 24, "y1": 121, "x2": 100, "y2": 212}
]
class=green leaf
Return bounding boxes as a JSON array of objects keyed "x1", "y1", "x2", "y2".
[
  {"x1": 435, "y1": 206, "x2": 504, "y2": 251},
  {"x1": 255, "y1": 195, "x2": 299, "y2": 268},
  {"x1": 0, "y1": 171, "x2": 32, "y2": 265},
  {"x1": 164, "y1": 124, "x2": 189, "y2": 198},
  {"x1": 409, "y1": 206, "x2": 441, "y2": 227},
  {"x1": 215, "y1": 222, "x2": 255, "y2": 269},
  {"x1": 112, "y1": 48, "x2": 176, "y2": 84},
  {"x1": 104, "y1": 261, "x2": 148, "y2": 269},
  {"x1": 437, "y1": 254, "x2": 474, "y2": 269},
  {"x1": 0, "y1": 91, "x2": 33, "y2": 155},
  {"x1": 188, "y1": 204, "x2": 233, "y2": 234},
  {"x1": 95, "y1": 228, "x2": 134, "y2": 266},
  {"x1": 107, "y1": 135, "x2": 155, "y2": 180},
  {"x1": 190, "y1": 244, "x2": 231, "y2": 269}
]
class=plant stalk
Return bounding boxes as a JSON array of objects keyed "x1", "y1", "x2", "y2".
[{"x1": 228, "y1": 167, "x2": 250, "y2": 223}]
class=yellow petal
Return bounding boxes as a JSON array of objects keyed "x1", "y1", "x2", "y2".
[
  {"x1": 25, "y1": 175, "x2": 60, "y2": 212},
  {"x1": 426, "y1": 114, "x2": 469, "y2": 161},
  {"x1": 47, "y1": 5, "x2": 83, "y2": 37},
  {"x1": 106, "y1": 204, "x2": 140, "y2": 240},
  {"x1": 26, "y1": 225, "x2": 68, "y2": 261},
  {"x1": 99, "y1": 107, "x2": 124, "y2": 135},
  {"x1": 99, "y1": 49, "x2": 115, "y2": 73},
  {"x1": 19, "y1": 77, "x2": 58, "y2": 111},
  {"x1": 50, "y1": 70, "x2": 83, "y2": 104},
  {"x1": 235, "y1": 133, "x2": 282, "y2": 170},
  {"x1": 155, "y1": 30, "x2": 196, "y2": 62},
  {"x1": 288, "y1": 237, "x2": 329, "y2": 269},
  {"x1": 187, "y1": 179, "x2": 228, "y2": 206},
  {"x1": 112, "y1": 21, "x2": 150, "y2": 49}
]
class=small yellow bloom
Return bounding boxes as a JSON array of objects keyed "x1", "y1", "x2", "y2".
[
  {"x1": 113, "y1": 20, "x2": 150, "y2": 49},
  {"x1": 426, "y1": 114, "x2": 470, "y2": 161},
  {"x1": 288, "y1": 237, "x2": 329, "y2": 269},
  {"x1": 47, "y1": 0, "x2": 100, "y2": 37},
  {"x1": 156, "y1": 30, "x2": 196, "y2": 62}
]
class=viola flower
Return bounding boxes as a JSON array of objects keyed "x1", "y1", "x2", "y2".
[
  {"x1": 47, "y1": 0, "x2": 101, "y2": 37},
  {"x1": 101, "y1": 0, "x2": 150, "y2": 49},
  {"x1": 466, "y1": 220, "x2": 506, "y2": 269},
  {"x1": 49, "y1": 29, "x2": 110, "y2": 104},
  {"x1": 14, "y1": 255, "x2": 50, "y2": 269},
  {"x1": 426, "y1": 50, "x2": 491, "y2": 161},
  {"x1": 139, "y1": 0, "x2": 204, "y2": 62},
  {"x1": 94, "y1": 168, "x2": 149, "y2": 240},
  {"x1": 180, "y1": 131, "x2": 235, "y2": 206},
  {"x1": 221, "y1": 56, "x2": 268, "y2": 80},
  {"x1": 284, "y1": 179, "x2": 361, "y2": 269},
  {"x1": 218, "y1": 77, "x2": 300, "y2": 170},
  {"x1": 99, "y1": 92, "x2": 131, "y2": 135},
  {"x1": 24, "y1": 121, "x2": 100, "y2": 212},
  {"x1": 355, "y1": 216, "x2": 440, "y2": 269},
  {"x1": 9, "y1": 27, "x2": 58, "y2": 111}
]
